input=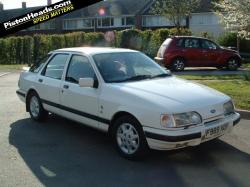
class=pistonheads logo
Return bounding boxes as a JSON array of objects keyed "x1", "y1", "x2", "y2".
[{"x1": 210, "y1": 109, "x2": 216, "y2": 114}]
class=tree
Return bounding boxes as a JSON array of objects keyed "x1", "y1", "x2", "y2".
[
  {"x1": 215, "y1": 0, "x2": 250, "y2": 39},
  {"x1": 215, "y1": 0, "x2": 250, "y2": 51},
  {"x1": 151, "y1": 0, "x2": 200, "y2": 33}
]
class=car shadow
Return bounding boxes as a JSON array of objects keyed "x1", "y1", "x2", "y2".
[{"x1": 9, "y1": 115, "x2": 250, "y2": 187}]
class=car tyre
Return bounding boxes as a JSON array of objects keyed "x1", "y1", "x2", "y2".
[
  {"x1": 28, "y1": 92, "x2": 48, "y2": 122},
  {"x1": 171, "y1": 58, "x2": 185, "y2": 71},
  {"x1": 112, "y1": 115, "x2": 149, "y2": 160},
  {"x1": 227, "y1": 58, "x2": 239, "y2": 71}
]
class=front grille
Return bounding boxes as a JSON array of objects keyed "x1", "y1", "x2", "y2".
[{"x1": 204, "y1": 114, "x2": 225, "y2": 126}]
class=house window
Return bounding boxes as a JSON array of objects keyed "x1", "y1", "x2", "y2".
[
  {"x1": 126, "y1": 17, "x2": 135, "y2": 25},
  {"x1": 63, "y1": 18, "x2": 95, "y2": 30},
  {"x1": 28, "y1": 20, "x2": 55, "y2": 30},
  {"x1": 97, "y1": 17, "x2": 114, "y2": 28},
  {"x1": 121, "y1": 16, "x2": 135, "y2": 26}
]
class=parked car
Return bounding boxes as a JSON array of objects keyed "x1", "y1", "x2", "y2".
[
  {"x1": 17, "y1": 47, "x2": 241, "y2": 159},
  {"x1": 155, "y1": 36, "x2": 242, "y2": 71}
]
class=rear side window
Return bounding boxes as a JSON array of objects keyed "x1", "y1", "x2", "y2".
[
  {"x1": 183, "y1": 38, "x2": 200, "y2": 48},
  {"x1": 157, "y1": 38, "x2": 172, "y2": 58},
  {"x1": 66, "y1": 55, "x2": 95, "y2": 84},
  {"x1": 43, "y1": 54, "x2": 69, "y2": 80},
  {"x1": 176, "y1": 38, "x2": 184, "y2": 47}
]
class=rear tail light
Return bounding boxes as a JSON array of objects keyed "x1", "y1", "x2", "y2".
[{"x1": 157, "y1": 45, "x2": 167, "y2": 58}]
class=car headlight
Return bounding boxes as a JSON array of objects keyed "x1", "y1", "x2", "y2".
[
  {"x1": 160, "y1": 112, "x2": 202, "y2": 128},
  {"x1": 223, "y1": 100, "x2": 235, "y2": 116}
]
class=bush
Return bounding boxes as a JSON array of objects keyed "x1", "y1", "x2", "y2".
[
  {"x1": 217, "y1": 32, "x2": 250, "y2": 53},
  {"x1": 119, "y1": 29, "x2": 143, "y2": 50}
]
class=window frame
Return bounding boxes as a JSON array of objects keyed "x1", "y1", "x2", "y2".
[
  {"x1": 65, "y1": 54, "x2": 97, "y2": 85},
  {"x1": 201, "y1": 39, "x2": 219, "y2": 50},
  {"x1": 41, "y1": 53, "x2": 70, "y2": 80},
  {"x1": 183, "y1": 38, "x2": 201, "y2": 49}
]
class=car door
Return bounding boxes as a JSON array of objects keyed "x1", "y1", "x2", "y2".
[
  {"x1": 182, "y1": 38, "x2": 203, "y2": 67},
  {"x1": 36, "y1": 53, "x2": 70, "y2": 115},
  {"x1": 201, "y1": 39, "x2": 221, "y2": 66},
  {"x1": 60, "y1": 54, "x2": 100, "y2": 129}
]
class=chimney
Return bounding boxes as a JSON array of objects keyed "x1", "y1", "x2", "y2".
[
  {"x1": 22, "y1": 2, "x2": 26, "y2": 9},
  {"x1": 0, "y1": 2, "x2": 3, "y2": 11},
  {"x1": 47, "y1": 0, "x2": 52, "y2": 5}
]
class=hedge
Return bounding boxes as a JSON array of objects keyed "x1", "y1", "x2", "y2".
[
  {"x1": 217, "y1": 32, "x2": 250, "y2": 53},
  {"x1": 0, "y1": 28, "x2": 191, "y2": 65}
]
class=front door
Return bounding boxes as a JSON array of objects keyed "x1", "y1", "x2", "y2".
[
  {"x1": 60, "y1": 54, "x2": 100, "y2": 128},
  {"x1": 200, "y1": 39, "x2": 221, "y2": 66}
]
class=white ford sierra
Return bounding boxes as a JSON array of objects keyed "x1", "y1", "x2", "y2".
[{"x1": 17, "y1": 47, "x2": 241, "y2": 159}]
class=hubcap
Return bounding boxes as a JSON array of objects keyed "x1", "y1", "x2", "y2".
[
  {"x1": 30, "y1": 96, "x2": 40, "y2": 118},
  {"x1": 116, "y1": 123, "x2": 140, "y2": 155},
  {"x1": 174, "y1": 60, "x2": 184, "y2": 70},
  {"x1": 228, "y1": 59, "x2": 238, "y2": 70}
]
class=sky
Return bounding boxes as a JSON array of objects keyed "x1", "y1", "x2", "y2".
[{"x1": 0, "y1": 0, "x2": 63, "y2": 10}]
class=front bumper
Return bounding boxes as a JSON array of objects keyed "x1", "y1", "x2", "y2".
[{"x1": 144, "y1": 113, "x2": 241, "y2": 150}]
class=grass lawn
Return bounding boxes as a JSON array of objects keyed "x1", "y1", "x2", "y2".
[
  {"x1": 0, "y1": 64, "x2": 28, "y2": 71},
  {"x1": 243, "y1": 62, "x2": 250, "y2": 69},
  {"x1": 178, "y1": 75, "x2": 250, "y2": 111},
  {"x1": 198, "y1": 80, "x2": 250, "y2": 110},
  {"x1": 179, "y1": 74, "x2": 244, "y2": 80}
]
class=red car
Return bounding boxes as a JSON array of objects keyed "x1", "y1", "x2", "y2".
[{"x1": 155, "y1": 36, "x2": 242, "y2": 71}]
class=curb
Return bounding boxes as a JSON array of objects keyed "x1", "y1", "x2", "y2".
[{"x1": 236, "y1": 109, "x2": 250, "y2": 120}]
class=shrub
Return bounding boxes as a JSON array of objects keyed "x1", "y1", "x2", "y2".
[
  {"x1": 217, "y1": 32, "x2": 250, "y2": 52},
  {"x1": 119, "y1": 29, "x2": 143, "y2": 50}
]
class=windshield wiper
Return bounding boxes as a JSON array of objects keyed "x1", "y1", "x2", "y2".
[
  {"x1": 151, "y1": 73, "x2": 171, "y2": 79},
  {"x1": 111, "y1": 75, "x2": 152, "y2": 83}
]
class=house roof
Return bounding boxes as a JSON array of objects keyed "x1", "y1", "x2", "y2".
[
  {"x1": 0, "y1": 0, "x2": 214, "y2": 23},
  {"x1": 61, "y1": 0, "x2": 152, "y2": 19},
  {"x1": 0, "y1": 6, "x2": 42, "y2": 22},
  {"x1": 143, "y1": 0, "x2": 214, "y2": 15}
]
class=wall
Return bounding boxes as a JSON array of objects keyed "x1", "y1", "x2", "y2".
[{"x1": 189, "y1": 12, "x2": 225, "y2": 38}]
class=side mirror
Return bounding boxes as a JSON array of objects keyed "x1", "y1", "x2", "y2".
[{"x1": 79, "y1": 78, "x2": 94, "y2": 88}]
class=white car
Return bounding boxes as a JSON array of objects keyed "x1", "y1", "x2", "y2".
[{"x1": 17, "y1": 47, "x2": 241, "y2": 159}]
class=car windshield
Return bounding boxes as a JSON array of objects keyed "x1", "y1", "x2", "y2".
[{"x1": 93, "y1": 52, "x2": 171, "y2": 83}]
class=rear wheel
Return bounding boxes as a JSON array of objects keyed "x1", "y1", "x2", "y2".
[
  {"x1": 28, "y1": 92, "x2": 48, "y2": 121},
  {"x1": 227, "y1": 58, "x2": 239, "y2": 71},
  {"x1": 112, "y1": 115, "x2": 148, "y2": 160},
  {"x1": 171, "y1": 58, "x2": 185, "y2": 71}
]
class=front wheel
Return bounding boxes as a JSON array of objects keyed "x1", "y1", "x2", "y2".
[
  {"x1": 227, "y1": 58, "x2": 239, "y2": 71},
  {"x1": 112, "y1": 115, "x2": 148, "y2": 160},
  {"x1": 28, "y1": 92, "x2": 48, "y2": 121},
  {"x1": 171, "y1": 58, "x2": 185, "y2": 71}
]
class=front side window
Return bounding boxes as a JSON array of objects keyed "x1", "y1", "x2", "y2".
[
  {"x1": 184, "y1": 38, "x2": 200, "y2": 48},
  {"x1": 93, "y1": 52, "x2": 169, "y2": 83},
  {"x1": 201, "y1": 40, "x2": 218, "y2": 50},
  {"x1": 30, "y1": 54, "x2": 51, "y2": 73},
  {"x1": 43, "y1": 54, "x2": 69, "y2": 80},
  {"x1": 66, "y1": 55, "x2": 95, "y2": 84}
]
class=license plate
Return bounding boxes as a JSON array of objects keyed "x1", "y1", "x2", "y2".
[{"x1": 205, "y1": 123, "x2": 229, "y2": 140}]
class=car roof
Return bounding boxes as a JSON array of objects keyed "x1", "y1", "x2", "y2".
[
  {"x1": 52, "y1": 47, "x2": 138, "y2": 55},
  {"x1": 173, "y1": 36, "x2": 211, "y2": 40}
]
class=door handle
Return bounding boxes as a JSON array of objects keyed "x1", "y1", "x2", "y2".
[
  {"x1": 38, "y1": 79, "x2": 43, "y2": 83},
  {"x1": 63, "y1": 85, "x2": 69, "y2": 89}
]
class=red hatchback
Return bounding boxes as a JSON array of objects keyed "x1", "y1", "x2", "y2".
[{"x1": 155, "y1": 36, "x2": 242, "y2": 71}]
